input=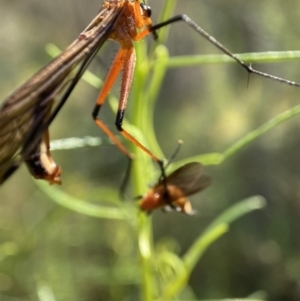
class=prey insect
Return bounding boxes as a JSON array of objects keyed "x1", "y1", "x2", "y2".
[
  {"x1": 0, "y1": 0, "x2": 299, "y2": 185},
  {"x1": 140, "y1": 162, "x2": 211, "y2": 215}
]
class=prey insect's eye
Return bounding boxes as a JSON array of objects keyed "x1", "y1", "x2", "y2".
[{"x1": 140, "y1": 3, "x2": 152, "y2": 18}]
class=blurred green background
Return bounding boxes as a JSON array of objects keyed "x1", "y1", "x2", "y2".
[{"x1": 1, "y1": 0, "x2": 300, "y2": 300}]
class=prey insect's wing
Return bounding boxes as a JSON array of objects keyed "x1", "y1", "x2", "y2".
[
  {"x1": 0, "y1": 4, "x2": 124, "y2": 183},
  {"x1": 159, "y1": 162, "x2": 212, "y2": 196}
]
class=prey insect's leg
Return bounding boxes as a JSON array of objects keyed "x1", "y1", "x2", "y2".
[{"x1": 137, "y1": 15, "x2": 300, "y2": 88}]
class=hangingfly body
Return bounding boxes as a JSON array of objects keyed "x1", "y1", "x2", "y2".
[
  {"x1": 0, "y1": 0, "x2": 299, "y2": 185},
  {"x1": 0, "y1": 0, "x2": 155, "y2": 185},
  {"x1": 140, "y1": 162, "x2": 211, "y2": 215}
]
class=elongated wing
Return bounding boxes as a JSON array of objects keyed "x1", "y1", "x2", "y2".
[
  {"x1": 0, "y1": 4, "x2": 123, "y2": 183},
  {"x1": 158, "y1": 162, "x2": 212, "y2": 196}
]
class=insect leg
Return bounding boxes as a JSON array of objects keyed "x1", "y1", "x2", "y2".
[
  {"x1": 93, "y1": 46, "x2": 164, "y2": 165},
  {"x1": 115, "y1": 47, "x2": 162, "y2": 163},
  {"x1": 92, "y1": 47, "x2": 134, "y2": 159},
  {"x1": 136, "y1": 15, "x2": 300, "y2": 88}
]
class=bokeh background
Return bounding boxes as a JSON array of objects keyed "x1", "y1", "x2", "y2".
[{"x1": 1, "y1": 0, "x2": 300, "y2": 300}]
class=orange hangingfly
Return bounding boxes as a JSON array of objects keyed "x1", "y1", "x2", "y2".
[
  {"x1": 0, "y1": 0, "x2": 299, "y2": 185},
  {"x1": 0, "y1": 0, "x2": 159, "y2": 185},
  {"x1": 140, "y1": 162, "x2": 211, "y2": 215}
]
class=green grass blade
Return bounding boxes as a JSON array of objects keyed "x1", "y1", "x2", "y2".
[{"x1": 36, "y1": 181, "x2": 132, "y2": 220}]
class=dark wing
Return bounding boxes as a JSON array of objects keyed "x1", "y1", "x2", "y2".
[
  {"x1": 0, "y1": 4, "x2": 123, "y2": 184},
  {"x1": 159, "y1": 162, "x2": 212, "y2": 196}
]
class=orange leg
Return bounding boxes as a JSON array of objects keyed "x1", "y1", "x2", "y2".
[
  {"x1": 134, "y1": 0, "x2": 145, "y2": 28},
  {"x1": 135, "y1": 27, "x2": 153, "y2": 41},
  {"x1": 134, "y1": 0, "x2": 157, "y2": 40},
  {"x1": 93, "y1": 47, "x2": 132, "y2": 158},
  {"x1": 92, "y1": 46, "x2": 162, "y2": 163}
]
